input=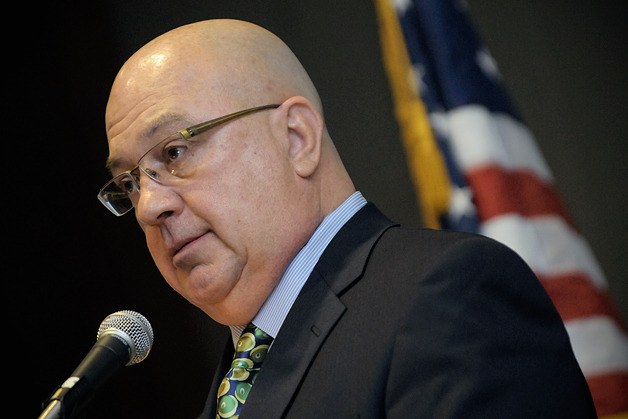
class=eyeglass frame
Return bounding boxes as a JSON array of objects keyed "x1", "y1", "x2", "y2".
[{"x1": 97, "y1": 103, "x2": 281, "y2": 216}]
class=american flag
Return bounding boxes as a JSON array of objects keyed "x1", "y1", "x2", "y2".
[{"x1": 374, "y1": 0, "x2": 628, "y2": 416}]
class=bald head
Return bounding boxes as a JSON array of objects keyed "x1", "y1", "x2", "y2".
[{"x1": 107, "y1": 19, "x2": 322, "y2": 134}]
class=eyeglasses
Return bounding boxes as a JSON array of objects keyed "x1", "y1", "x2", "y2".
[{"x1": 98, "y1": 103, "x2": 280, "y2": 216}]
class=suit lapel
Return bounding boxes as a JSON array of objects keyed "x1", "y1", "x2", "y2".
[
  {"x1": 241, "y1": 203, "x2": 396, "y2": 418},
  {"x1": 242, "y1": 269, "x2": 345, "y2": 418}
]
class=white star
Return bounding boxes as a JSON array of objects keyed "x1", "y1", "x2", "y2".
[
  {"x1": 448, "y1": 185, "x2": 476, "y2": 222},
  {"x1": 411, "y1": 63, "x2": 428, "y2": 95},
  {"x1": 476, "y1": 47, "x2": 502, "y2": 81},
  {"x1": 392, "y1": 0, "x2": 412, "y2": 14}
]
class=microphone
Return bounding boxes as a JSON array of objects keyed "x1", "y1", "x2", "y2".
[{"x1": 39, "y1": 310, "x2": 154, "y2": 419}]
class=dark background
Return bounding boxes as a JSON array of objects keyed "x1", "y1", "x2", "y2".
[{"x1": 15, "y1": 1, "x2": 625, "y2": 418}]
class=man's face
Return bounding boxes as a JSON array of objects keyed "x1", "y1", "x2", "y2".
[{"x1": 106, "y1": 90, "x2": 304, "y2": 325}]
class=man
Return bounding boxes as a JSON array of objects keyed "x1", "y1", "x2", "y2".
[{"x1": 98, "y1": 19, "x2": 596, "y2": 418}]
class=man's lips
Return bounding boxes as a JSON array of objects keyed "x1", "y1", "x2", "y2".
[{"x1": 170, "y1": 234, "x2": 204, "y2": 257}]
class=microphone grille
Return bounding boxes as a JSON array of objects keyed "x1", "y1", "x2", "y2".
[{"x1": 97, "y1": 310, "x2": 154, "y2": 365}]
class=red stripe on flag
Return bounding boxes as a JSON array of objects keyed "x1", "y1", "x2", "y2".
[
  {"x1": 586, "y1": 372, "x2": 628, "y2": 417},
  {"x1": 539, "y1": 272, "x2": 627, "y2": 328},
  {"x1": 466, "y1": 165, "x2": 575, "y2": 225}
]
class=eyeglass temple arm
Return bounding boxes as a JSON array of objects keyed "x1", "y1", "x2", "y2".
[{"x1": 179, "y1": 104, "x2": 281, "y2": 140}]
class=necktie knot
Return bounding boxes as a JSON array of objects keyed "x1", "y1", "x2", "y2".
[
  {"x1": 217, "y1": 324, "x2": 273, "y2": 418},
  {"x1": 233, "y1": 325, "x2": 273, "y2": 366}
]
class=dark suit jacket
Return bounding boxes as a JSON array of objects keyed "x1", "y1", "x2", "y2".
[{"x1": 199, "y1": 203, "x2": 596, "y2": 418}]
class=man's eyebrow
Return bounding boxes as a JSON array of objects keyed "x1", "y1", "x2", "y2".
[{"x1": 104, "y1": 112, "x2": 191, "y2": 173}]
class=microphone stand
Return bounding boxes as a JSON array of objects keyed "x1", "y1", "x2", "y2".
[
  {"x1": 39, "y1": 399, "x2": 62, "y2": 419},
  {"x1": 39, "y1": 384, "x2": 72, "y2": 419}
]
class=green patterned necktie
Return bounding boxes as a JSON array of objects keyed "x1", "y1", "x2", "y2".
[{"x1": 216, "y1": 323, "x2": 274, "y2": 418}]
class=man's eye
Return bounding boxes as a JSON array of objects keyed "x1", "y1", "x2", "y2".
[
  {"x1": 112, "y1": 171, "x2": 139, "y2": 194},
  {"x1": 121, "y1": 179, "x2": 138, "y2": 193},
  {"x1": 163, "y1": 143, "x2": 188, "y2": 162}
]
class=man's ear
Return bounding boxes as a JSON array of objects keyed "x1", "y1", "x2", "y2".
[{"x1": 279, "y1": 96, "x2": 323, "y2": 178}]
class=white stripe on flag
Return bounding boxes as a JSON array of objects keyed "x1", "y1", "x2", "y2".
[
  {"x1": 565, "y1": 315, "x2": 628, "y2": 375},
  {"x1": 480, "y1": 214, "x2": 607, "y2": 290},
  {"x1": 433, "y1": 105, "x2": 553, "y2": 182}
]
